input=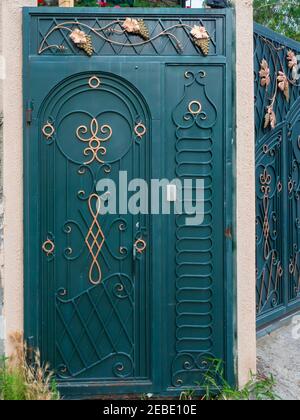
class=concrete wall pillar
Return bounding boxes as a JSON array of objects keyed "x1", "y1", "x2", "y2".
[
  {"x1": 0, "y1": 0, "x2": 4, "y2": 356},
  {"x1": 233, "y1": 0, "x2": 257, "y2": 387},
  {"x1": 1, "y1": 0, "x2": 36, "y2": 355}
]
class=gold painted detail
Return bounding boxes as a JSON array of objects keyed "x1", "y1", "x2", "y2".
[
  {"x1": 134, "y1": 238, "x2": 147, "y2": 255},
  {"x1": 188, "y1": 100, "x2": 202, "y2": 116},
  {"x1": 76, "y1": 117, "x2": 112, "y2": 164},
  {"x1": 190, "y1": 25, "x2": 210, "y2": 56},
  {"x1": 39, "y1": 21, "x2": 211, "y2": 56},
  {"x1": 259, "y1": 48, "x2": 298, "y2": 130},
  {"x1": 289, "y1": 252, "x2": 300, "y2": 294},
  {"x1": 89, "y1": 76, "x2": 101, "y2": 89},
  {"x1": 257, "y1": 166, "x2": 284, "y2": 313},
  {"x1": 288, "y1": 179, "x2": 294, "y2": 194},
  {"x1": 257, "y1": 252, "x2": 283, "y2": 313},
  {"x1": 184, "y1": 70, "x2": 206, "y2": 79},
  {"x1": 42, "y1": 238, "x2": 55, "y2": 256},
  {"x1": 85, "y1": 194, "x2": 105, "y2": 285},
  {"x1": 134, "y1": 122, "x2": 146, "y2": 140},
  {"x1": 42, "y1": 121, "x2": 55, "y2": 140},
  {"x1": 260, "y1": 168, "x2": 271, "y2": 260}
]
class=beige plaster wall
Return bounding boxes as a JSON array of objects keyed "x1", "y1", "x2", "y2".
[
  {"x1": 1, "y1": 0, "x2": 36, "y2": 354},
  {"x1": 1, "y1": 0, "x2": 257, "y2": 385},
  {"x1": 234, "y1": 0, "x2": 257, "y2": 386}
]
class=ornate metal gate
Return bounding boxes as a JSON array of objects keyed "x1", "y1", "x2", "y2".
[
  {"x1": 24, "y1": 7, "x2": 234, "y2": 398},
  {"x1": 254, "y1": 24, "x2": 300, "y2": 328}
]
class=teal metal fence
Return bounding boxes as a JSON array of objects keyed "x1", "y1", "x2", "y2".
[{"x1": 254, "y1": 23, "x2": 300, "y2": 328}]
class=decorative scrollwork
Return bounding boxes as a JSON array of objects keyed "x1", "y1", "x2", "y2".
[
  {"x1": 122, "y1": 18, "x2": 149, "y2": 41},
  {"x1": 172, "y1": 353, "x2": 215, "y2": 387},
  {"x1": 76, "y1": 117, "x2": 112, "y2": 165},
  {"x1": 190, "y1": 25, "x2": 210, "y2": 56},
  {"x1": 38, "y1": 20, "x2": 211, "y2": 56},
  {"x1": 260, "y1": 168, "x2": 272, "y2": 259},
  {"x1": 289, "y1": 251, "x2": 300, "y2": 295},
  {"x1": 85, "y1": 194, "x2": 105, "y2": 285},
  {"x1": 258, "y1": 39, "x2": 299, "y2": 130},
  {"x1": 171, "y1": 70, "x2": 215, "y2": 387},
  {"x1": 42, "y1": 238, "x2": 55, "y2": 256},
  {"x1": 69, "y1": 29, "x2": 93, "y2": 56}
]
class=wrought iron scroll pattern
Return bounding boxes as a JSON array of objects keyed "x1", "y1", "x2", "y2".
[
  {"x1": 171, "y1": 70, "x2": 217, "y2": 387},
  {"x1": 256, "y1": 138, "x2": 283, "y2": 315},
  {"x1": 76, "y1": 117, "x2": 112, "y2": 165},
  {"x1": 254, "y1": 30, "x2": 300, "y2": 139},
  {"x1": 42, "y1": 74, "x2": 145, "y2": 169},
  {"x1": 38, "y1": 71, "x2": 150, "y2": 380},
  {"x1": 36, "y1": 16, "x2": 221, "y2": 57},
  {"x1": 254, "y1": 25, "x2": 300, "y2": 323},
  {"x1": 85, "y1": 194, "x2": 105, "y2": 285}
]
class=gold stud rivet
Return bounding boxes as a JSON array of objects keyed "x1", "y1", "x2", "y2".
[
  {"x1": 89, "y1": 76, "x2": 101, "y2": 89},
  {"x1": 188, "y1": 100, "x2": 202, "y2": 116}
]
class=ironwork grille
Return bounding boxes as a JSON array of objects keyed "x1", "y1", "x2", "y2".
[{"x1": 254, "y1": 23, "x2": 300, "y2": 327}]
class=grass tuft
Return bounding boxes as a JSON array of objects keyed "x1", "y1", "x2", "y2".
[
  {"x1": 0, "y1": 332, "x2": 59, "y2": 401},
  {"x1": 200, "y1": 358, "x2": 279, "y2": 401}
]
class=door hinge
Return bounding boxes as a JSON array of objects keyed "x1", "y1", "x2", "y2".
[
  {"x1": 225, "y1": 226, "x2": 233, "y2": 240},
  {"x1": 26, "y1": 336, "x2": 35, "y2": 364},
  {"x1": 25, "y1": 101, "x2": 33, "y2": 125}
]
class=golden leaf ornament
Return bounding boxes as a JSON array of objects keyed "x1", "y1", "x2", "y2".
[
  {"x1": 122, "y1": 18, "x2": 149, "y2": 41},
  {"x1": 264, "y1": 106, "x2": 277, "y2": 130},
  {"x1": 259, "y1": 59, "x2": 271, "y2": 88},
  {"x1": 277, "y1": 71, "x2": 290, "y2": 102},
  {"x1": 190, "y1": 25, "x2": 210, "y2": 56},
  {"x1": 287, "y1": 50, "x2": 298, "y2": 81}
]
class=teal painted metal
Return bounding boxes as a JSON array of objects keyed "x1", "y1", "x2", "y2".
[
  {"x1": 24, "y1": 7, "x2": 235, "y2": 398},
  {"x1": 254, "y1": 23, "x2": 300, "y2": 328}
]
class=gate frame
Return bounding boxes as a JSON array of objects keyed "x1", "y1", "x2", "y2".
[{"x1": 1, "y1": 0, "x2": 256, "y2": 392}]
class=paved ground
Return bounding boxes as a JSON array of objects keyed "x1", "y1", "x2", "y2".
[{"x1": 257, "y1": 317, "x2": 300, "y2": 400}]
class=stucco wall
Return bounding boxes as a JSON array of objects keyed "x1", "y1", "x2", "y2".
[{"x1": 0, "y1": 107, "x2": 3, "y2": 355}]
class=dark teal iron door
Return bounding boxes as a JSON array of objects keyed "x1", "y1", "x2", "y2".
[
  {"x1": 254, "y1": 24, "x2": 300, "y2": 328},
  {"x1": 24, "y1": 8, "x2": 234, "y2": 398}
]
